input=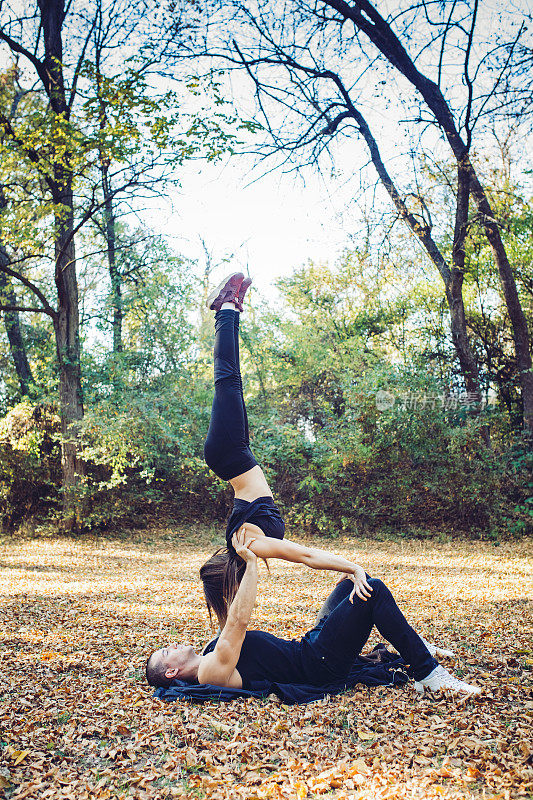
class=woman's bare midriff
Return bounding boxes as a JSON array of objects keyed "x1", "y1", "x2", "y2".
[{"x1": 230, "y1": 465, "x2": 273, "y2": 501}]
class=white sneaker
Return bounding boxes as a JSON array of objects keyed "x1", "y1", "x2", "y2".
[
  {"x1": 420, "y1": 636, "x2": 455, "y2": 658},
  {"x1": 414, "y1": 664, "x2": 481, "y2": 695}
]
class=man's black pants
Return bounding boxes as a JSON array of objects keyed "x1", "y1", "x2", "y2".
[{"x1": 300, "y1": 577, "x2": 437, "y2": 683}]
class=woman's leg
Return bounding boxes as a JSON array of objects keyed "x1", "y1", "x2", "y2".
[
  {"x1": 233, "y1": 309, "x2": 250, "y2": 446},
  {"x1": 204, "y1": 309, "x2": 258, "y2": 481}
]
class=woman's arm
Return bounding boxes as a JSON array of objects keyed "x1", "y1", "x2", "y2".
[
  {"x1": 239, "y1": 525, "x2": 372, "y2": 601},
  {"x1": 249, "y1": 536, "x2": 356, "y2": 573}
]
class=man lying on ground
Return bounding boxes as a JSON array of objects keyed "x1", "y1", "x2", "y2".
[{"x1": 146, "y1": 530, "x2": 480, "y2": 697}]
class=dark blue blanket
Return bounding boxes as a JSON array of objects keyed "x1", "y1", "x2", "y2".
[{"x1": 154, "y1": 645, "x2": 408, "y2": 705}]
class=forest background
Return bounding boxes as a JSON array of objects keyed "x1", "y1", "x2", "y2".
[{"x1": 0, "y1": 0, "x2": 531, "y2": 541}]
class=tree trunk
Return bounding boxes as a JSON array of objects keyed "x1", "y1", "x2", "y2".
[
  {"x1": 445, "y1": 273, "x2": 479, "y2": 395},
  {"x1": 52, "y1": 196, "x2": 85, "y2": 526},
  {"x1": 101, "y1": 163, "x2": 123, "y2": 353},
  {"x1": 467, "y1": 170, "x2": 533, "y2": 436},
  {"x1": 417, "y1": 80, "x2": 532, "y2": 433},
  {"x1": 0, "y1": 0, "x2": 87, "y2": 526},
  {"x1": 0, "y1": 246, "x2": 34, "y2": 396},
  {"x1": 448, "y1": 161, "x2": 478, "y2": 393},
  {"x1": 40, "y1": 0, "x2": 86, "y2": 525},
  {"x1": 450, "y1": 158, "x2": 490, "y2": 445}
]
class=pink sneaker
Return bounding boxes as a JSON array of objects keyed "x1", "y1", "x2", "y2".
[
  {"x1": 234, "y1": 277, "x2": 252, "y2": 312},
  {"x1": 206, "y1": 272, "x2": 244, "y2": 311}
]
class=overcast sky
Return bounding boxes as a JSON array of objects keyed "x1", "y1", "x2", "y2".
[{"x1": 157, "y1": 154, "x2": 359, "y2": 299}]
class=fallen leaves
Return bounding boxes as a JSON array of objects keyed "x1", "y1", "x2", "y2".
[
  {"x1": 356, "y1": 730, "x2": 376, "y2": 741},
  {"x1": 6, "y1": 747, "x2": 31, "y2": 766},
  {"x1": 0, "y1": 529, "x2": 532, "y2": 799}
]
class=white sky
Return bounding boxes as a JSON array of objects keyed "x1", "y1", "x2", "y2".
[
  {"x1": 149, "y1": 0, "x2": 533, "y2": 300},
  {"x1": 153, "y1": 153, "x2": 359, "y2": 300}
]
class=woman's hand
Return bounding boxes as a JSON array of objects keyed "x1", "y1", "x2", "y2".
[
  {"x1": 346, "y1": 565, "x2": 373, "y2": 602},
  {"x1": 232, "y1": 526, "x2": 257, "y2": 564}
]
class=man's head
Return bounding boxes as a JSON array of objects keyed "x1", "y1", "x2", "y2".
[{"x1": 145, "y1": 644, "x2": 198, "y2": 688}]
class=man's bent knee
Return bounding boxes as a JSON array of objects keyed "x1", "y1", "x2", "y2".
[{"x1": 366, "y1": 577, "x2": 389, "y2": 596}]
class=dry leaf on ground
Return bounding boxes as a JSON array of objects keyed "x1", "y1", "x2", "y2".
[{"x1": 0, "y1": 527, "x2": 531, "y2": 799}]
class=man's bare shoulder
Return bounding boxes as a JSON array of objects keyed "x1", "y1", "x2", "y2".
[{"x1": 198, "y1": 651, "x2": 243, "y2": 689}]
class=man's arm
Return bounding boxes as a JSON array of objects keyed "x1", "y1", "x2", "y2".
[{"x1": 197, "y1": 533, "x2": 257, "y2": 687}]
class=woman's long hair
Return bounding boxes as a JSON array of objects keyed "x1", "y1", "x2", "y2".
[
  {"x1": 200, "y1": 548, "x2": 245, "y2": 630},
  {"x1": 200, "y1": 546, "x2": 269, "y2": 631}
]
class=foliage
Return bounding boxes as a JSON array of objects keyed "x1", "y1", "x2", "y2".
[
  {"x1": 0, "y1": 400, "x2": 60, "y2": 530},
  {"x1": 502, "y1": 440, "x2": 533, "y2": 537},
  {"x1": 77, "y1": 382, "x2": 225, "y2": 530},
  {"x1": 81, "y1": 237, "x2": 198, "y2": 393},
  {"x1": 236, "y1": 261, "x2": 523, "y2": 537},
  {"x1": 417, "y1": 150, "x2": 533, "y2": 428},
  {"x1": 250, "y1": 361, "x2": 510, "y2": 536},
  {"x1": 1, "y1": 245, "x2": 530, "y2": 536},
  {"x1": 1, "y1": 74, "x2": 532, "y2": 536}
]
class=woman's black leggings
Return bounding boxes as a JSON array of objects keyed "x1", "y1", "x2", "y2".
[{"x1": 204, "y1": 310, "x2": 259, "y2": 481}]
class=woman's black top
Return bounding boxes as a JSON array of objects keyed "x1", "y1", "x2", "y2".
[{"x1": 224, "y1": 496, "x2": 285, "y2": 548}]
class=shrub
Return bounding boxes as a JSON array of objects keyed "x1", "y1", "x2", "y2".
[
  {"x1": 254, "y1": 364, "x2": 510, "y2": 536},
  {"x1": 0, "y1": 365, "x2": 527, "y2": 539},
  {"x1": 77, "y1": 384, "x2": 230, "y2": 529},
  {"x1": 0, "y1": 400, "x2": 60, "y2": 529}
]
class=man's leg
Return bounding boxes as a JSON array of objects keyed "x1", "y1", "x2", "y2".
[
  {"x1": 315, "y1": 578, "x2": 353, "y2": 624},
  {"x1": 317, "y1": 579, "x2": 457, "y2": 658},
  {"x1": 304, "y1": 577, "x2": 437, "y2": 682}
]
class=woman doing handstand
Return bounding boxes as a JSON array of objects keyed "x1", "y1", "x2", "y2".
[{"x1": 201, "y1": 273, "x2": 374, "y2": 630}]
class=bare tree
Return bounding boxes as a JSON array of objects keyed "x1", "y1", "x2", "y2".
[
  {"x1": 198, "y1": 0, "x2": 532, "y2": 435},
  {"x1": 323, "y1": 0, "x2": 532, "y2": 435}
]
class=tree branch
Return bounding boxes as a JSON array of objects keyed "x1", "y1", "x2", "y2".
[
  {"x1": 438, "y1": 0, "x2": 459, "y2": 90},
  {"x1": 0, "y1": 260, "x2": 56, "y2": 318},
  {"x1": 452, "y1": 159, "x2": 471, "y2": 276},
  {"x1": 0, "y1": 304, "x2": 53, "y2": 315},
  {"x1": 54, "y1": 168, "x2": 155, "y2": 270},
  {"x1": 463, "y1": 0, "x2": 479, "y2": 148},
  {"x1": 68, "y1": 11, "x2": 98, "y2": 113},
  {"x1": 0, "y1": 29, "x2": 49, "y2": 89},
  {"x1": 318, "y1": 70, "x2": 452, "y2": 284},
  {"x1": 0, "y1": 111, "x2": 56, "y2": 195}
]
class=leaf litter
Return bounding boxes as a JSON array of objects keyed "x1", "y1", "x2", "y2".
[{"x1": 0, "y1": 528, "x2": 531, "y2": 799}]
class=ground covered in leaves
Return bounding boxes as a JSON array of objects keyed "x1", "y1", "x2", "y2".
[{"x1": 0, "y1": 527, "x2": 532, "y2": 800}]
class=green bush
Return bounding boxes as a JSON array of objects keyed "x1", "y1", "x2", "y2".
[
  {"x1": 0, "y1": 400, "x2": 60, "y2": 529},
  {"x1": 76, "y1": 383, "x2": 231, "y2": 529},
  {"x1": 501, "y1": 440, "x2": 533, "y2": 536},
  {"x1": 0, "y1": 364, "x2": 527, "y2": 539},
  {"x1": 250, "y1": 364, "x2": 515, "y2": 536}
]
